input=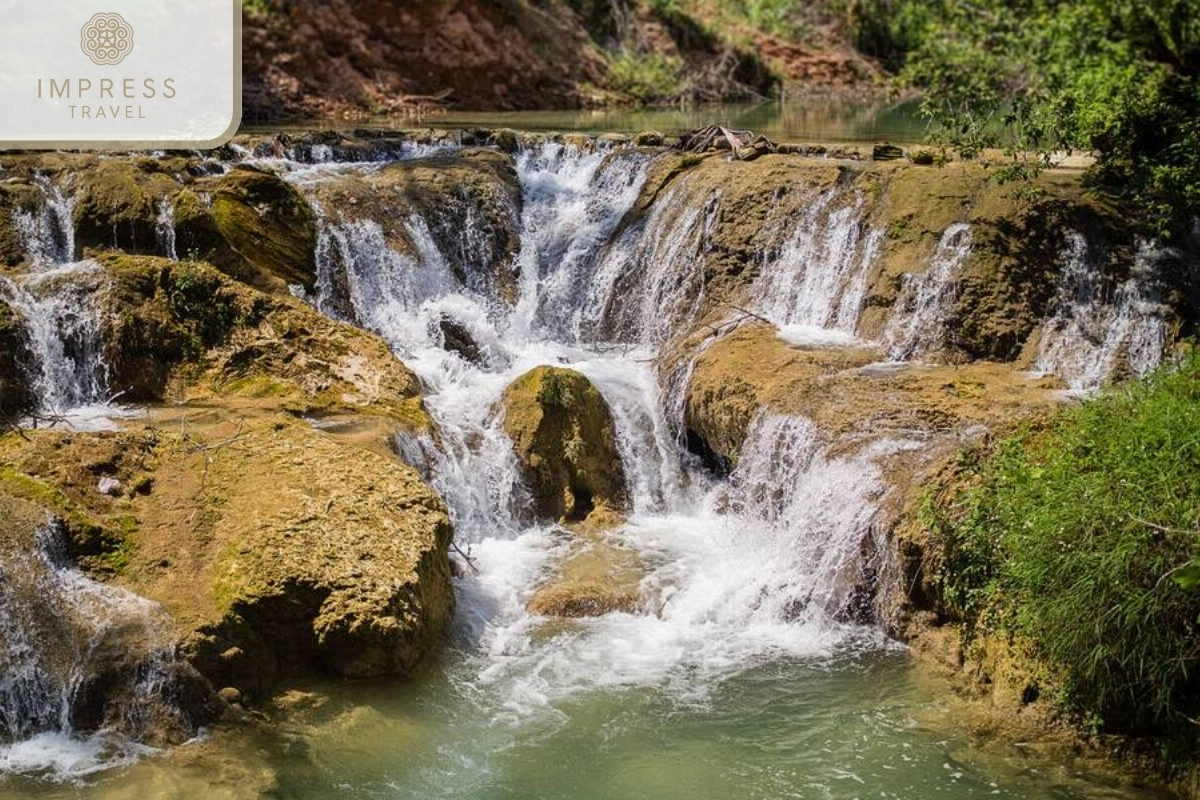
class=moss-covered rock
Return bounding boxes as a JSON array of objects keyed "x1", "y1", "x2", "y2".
[
  {"x1": 0, "y1": 180, "x2": 43, "y2": 269},
  {"x1": 180, "y1": 166, "x2": 318, "y2": 294},
  {"x1": 0, "y1": 415, "x2": 455, "y2": 699},
  {"x1": 73, "y1": 159, "x2": 180, "y2": 255},
  {"x1": 0, "y1": 295, "x2": 33, "y2": 421},
  {"x1": 501, "y1": 366, "x2": 627, "y2": 522},
  {"x1": 679, "y1": 323, "x2": 1063, "y2": 467},
  {"x1": 97, "y1": 253, "x2": 428, "y2": 426}
]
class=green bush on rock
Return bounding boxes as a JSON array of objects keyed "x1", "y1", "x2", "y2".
[{"x1": 927, "y1": 351, "x2": 1200, "y2": 738}]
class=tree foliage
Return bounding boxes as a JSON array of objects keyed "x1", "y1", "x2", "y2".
[{"x1": 846, "y1": 0, "x2": 1200, "y2": 230}]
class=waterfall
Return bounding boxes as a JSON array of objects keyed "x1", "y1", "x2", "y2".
[
  {"x1": 883, "y1": 222, "x2": 973, "y2": 360},
  {"x1": 1035, "y1": 233, "x2": 1167, "y2": 392},
  {"x1": 13, "y1": 174, "x2": 76, "y2": 268},
  {"x1": 0, "y1": 261, "x2": 111, "y2": 421},
  {"x1": 719, "y1": 414, "x2": 919, "y2": 623},
  {"x1": 583, "y1": 184, "x2": 721, "y2": 346},
  {"x1": 751, "y1": 187, "x2": 882, "y2": 336},
  {"x1": 510, "y1": 143, "x2": 653, "y2": 341},
  {"x1": 155, "y1": 198, "x2": 178, "y2": 261},
  {"x1": 0, "y1": 522, "x2": 195, "y2": 778},
  {"x1": 285, "y1": 140, "x2": 1183, "y2": 726}
]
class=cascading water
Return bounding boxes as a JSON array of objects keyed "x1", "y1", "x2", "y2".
[
  {"x1": 0, "y1": 140, "x2": 1179, "y2": 797},
  {"x1": 883, "y1": 222, "x2": 974, "y2": 360},
  {"x1": 0, "y1": 261, "x2": 112, "y2": 423},
  {"x1": 751, "y1": 186, "x2": 883, "y2": 340},
  {"x1": 0, "y1": 523, "x2": 195, "y2": 779},
  {"x1": 509, "y1": 143, "x2": 653, "y2": 342},
  {"x1": 13, "y1": 175, "x2": 76, "y2": 268},
  {"x1": 155, "y1": 198, "x2": 178, "y2": 261},
  {"x1": 299, "y1": 142, "x2": 909, "y2": 718},
  {"x1": 1035, "y1": 232, "x2": 1168, "y2": 392}
]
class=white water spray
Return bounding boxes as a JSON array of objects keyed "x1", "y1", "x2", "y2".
[
  {"x1": 1035, "y1": 232, "x2": 1167, "y2": 392},
  {"x1": 884, "y1": 222, "x2": 973, "y2": 360}
]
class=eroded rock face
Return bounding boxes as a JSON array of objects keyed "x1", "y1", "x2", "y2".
[
  {"x1": 172, "y1": 418, "x2": 455, "y2": 690},
  {"x1": 0, "y1": 296, "x2": 33, "y2": 421},
  {"x1": 501, "y1": 366, "x2": 627, "y2": 522}
]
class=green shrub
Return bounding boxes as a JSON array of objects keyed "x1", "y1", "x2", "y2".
[
  {"x1": 837, "y1": 0, "x2": 1200, "y2": 232},
  {"x1": 930, "y1": 352, "x2": 1200, "y2": 736},
  {"x1": 607, "y1": 53, "x2": 685, "y2": 103}
]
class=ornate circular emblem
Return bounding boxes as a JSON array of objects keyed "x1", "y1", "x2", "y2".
[{"x1": 80, "y1": 12, "x2": 134, "y2": 66}]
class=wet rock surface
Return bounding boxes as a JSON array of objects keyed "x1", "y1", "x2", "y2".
[{"x1": 501, "y1": 366, "x2": 628, "y2": 523}]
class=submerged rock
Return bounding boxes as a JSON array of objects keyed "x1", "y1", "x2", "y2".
[
  {"x1": 527, "y1": 529, "x2": 643, "y2": 618},
  {"x1": 501, "y1": 366, "x2": 627, "y2": 522},
  {"x1": 435, "y1": 315, "x2": 486, "y2": 365}
]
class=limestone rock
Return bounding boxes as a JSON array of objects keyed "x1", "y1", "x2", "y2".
[
  {"x1": 178, "y1": 165, "x2": 318, "y2": 294},
  {"x1": 73, "y1": 158, "x2": 182, "y2": 255},
  {"x1": 0, "y1": 417, "x2": 456, "y2": 699},
  {"x1": 527, "y1": 531, "x2": 643, "y2": 618},
  {"x1": 98, "y1": 253, "x2": 427, "y2": 425},
  {"x1": 501, "y1": 366, "x2": 627, "y2": 522}
]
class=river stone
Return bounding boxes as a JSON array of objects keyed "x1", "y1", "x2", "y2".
[
  {"x1": 501, "y1": 366, "x2": 627, "y2": 522},
  {"x1": 527, "y1": 530, "x2": 643, "y2": 618},
  {"x1": 175, "y1": 165, "x2": 318, "y2": 294}
]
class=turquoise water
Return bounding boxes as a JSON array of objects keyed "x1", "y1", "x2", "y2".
[{"x1": 0, "y1": 646, "x2": 1166, "y2": 799}]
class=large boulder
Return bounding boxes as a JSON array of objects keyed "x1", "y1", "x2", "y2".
[
  {"x1": 0, "y1": 416, "x2": 455, "y2": 700},
  {"x1": 98, "y1": 253, "x2": 427, "y2": 425},
  {"x1": 176, "y1": 165, "x2": 318, "y2": 294},
  {"x1": 501, "y1": 366, "x2": 627, "y2": 522}
]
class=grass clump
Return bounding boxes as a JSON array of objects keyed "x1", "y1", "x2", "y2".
[
  {"x1": 927, "y1": 351, "x2": 1200, "y2": 739},
  {"x1": 607, "y1": 53, "x2": 685, "y2": 103}
]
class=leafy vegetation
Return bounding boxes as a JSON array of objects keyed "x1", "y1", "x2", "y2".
[
  {"x1": 842, "y1": 0, "x2": 1200, "y2": 230},
  {"x1": 606, "y1": 52, "x2": 686, "y2": 102},
  {"x1": 927, "y1": 352, "x2": 1200, "y2": 739}
]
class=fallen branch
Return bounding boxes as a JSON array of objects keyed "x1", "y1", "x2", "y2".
[{"x1": 451, "y1": 540, "x2": 481, "y2": 575}]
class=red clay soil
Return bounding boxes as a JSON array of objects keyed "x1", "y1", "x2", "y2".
[{"x1": 242, "y1": 0, "x2": 608, "y2": 121}]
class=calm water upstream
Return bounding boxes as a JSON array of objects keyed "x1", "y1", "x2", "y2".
[{"x1": 244, "y1": 97, "x2": 930, "y2": 144}]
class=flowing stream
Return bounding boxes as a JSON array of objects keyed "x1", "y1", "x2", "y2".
[{"x1": 0, "y1": 144, "x2": 1177, "y2": 798}]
